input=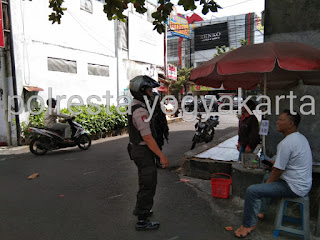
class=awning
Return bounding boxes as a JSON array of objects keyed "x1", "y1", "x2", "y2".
[{"x1": 24, "y1": 86, "x2": 44, "y2": 92}]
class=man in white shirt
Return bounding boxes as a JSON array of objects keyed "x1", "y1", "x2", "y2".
[
  {"x1": 44, "y1": 98, "x2": 74, "y2": 142},
  {"x1": 235, "y1": 109, "x2": 313, "y2": 238}
]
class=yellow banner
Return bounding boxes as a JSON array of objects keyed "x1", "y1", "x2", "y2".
[{"x1": 169, "y1": 14, "x2": 189, "y2": 39}]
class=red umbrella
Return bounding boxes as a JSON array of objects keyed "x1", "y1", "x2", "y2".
[
  {"x1": 190, "y1": 42, "x2": 320, "y2": 90},
  {"x1": 190, "y1": 41, "x2": 320, "y2": 155}
]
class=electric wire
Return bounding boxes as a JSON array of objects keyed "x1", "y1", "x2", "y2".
[
  {"x1": 222, "y1": 0, "x2": 256, "y2": 9},
  {"x1": 66, "y1": 10, "x2": 116, "y2": 55}
]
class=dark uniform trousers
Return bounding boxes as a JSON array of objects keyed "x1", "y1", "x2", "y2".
[{"x1": 131, "y1": 144, "x2": 157, "y2": 219}]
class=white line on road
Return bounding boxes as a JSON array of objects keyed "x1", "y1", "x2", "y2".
[
  {"x1": 166, "y1": 236, "x2": 179, "y2": 240},
  {"x1": 108, "y1": 194, "x2": 123, "y2": 199}
]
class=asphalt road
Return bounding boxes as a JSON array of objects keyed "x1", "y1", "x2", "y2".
[{"x1": 0, "y1": 113, "x2": 239, "y2": 240}]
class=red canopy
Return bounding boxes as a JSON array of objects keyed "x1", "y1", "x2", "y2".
[
  {"x1": 190, "y1": 42, "x2": 320, "y2": 90},
  {"x1": 187, "y1": 13, "x2": 203, "y2": 24}
]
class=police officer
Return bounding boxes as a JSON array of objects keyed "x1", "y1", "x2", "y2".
[{"x1": 128, "y1": 75, "x2": 169, "y2": 231}]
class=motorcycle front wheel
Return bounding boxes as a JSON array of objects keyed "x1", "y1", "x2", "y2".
[
  {"x1": 191, "y1": 134, "x2": 199, "y2": 150},
  {"x1": 29, "y1": 137, "x2": 48, "y2": 156},
  {"x1": 77, "y1": 134, "x2": 91, "y2": 150}
]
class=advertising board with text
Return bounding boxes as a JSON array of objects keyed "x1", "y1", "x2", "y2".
[
  {"x1": 195, "y1": 22, "x2": 229, "y2": 51},
  {"x1": 167, "y1": 64, "x2": 177, "y2": 80}
]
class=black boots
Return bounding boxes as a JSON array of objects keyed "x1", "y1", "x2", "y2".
[
  {"x1": 135, "y1": 219, "x2": 160, "y2": 231},
  {"x1": 133, "y1": 209, "x2": 159, "y2": 231}
]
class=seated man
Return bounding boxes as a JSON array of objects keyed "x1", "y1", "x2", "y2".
[
  {"x1": 235, "y1": 109, "x2": 313, "y2": 238},
  {"x1": 44, "y1": 98, "x2": 74, "y2": 142}
]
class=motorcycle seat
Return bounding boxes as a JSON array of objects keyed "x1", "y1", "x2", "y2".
[{"x1": 43, "y1": 127, "x2": 64, "y2": 136}]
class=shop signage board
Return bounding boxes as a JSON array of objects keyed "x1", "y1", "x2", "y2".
[
  {"x1": 167, "y1": 64, "x2": 177, "y2": 80},
  {"x1": 169, "y1": 13, "x2": 189, "y2": 39},
  {"x1": 194, "y1": 22, "x2": 229, "y2": 51}
]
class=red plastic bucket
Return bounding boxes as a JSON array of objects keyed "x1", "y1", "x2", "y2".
[{"x1": 210, "y1": 173, "x2": 232, "y2": 199}]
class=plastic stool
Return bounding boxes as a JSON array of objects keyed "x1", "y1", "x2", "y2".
[{"x1": 273, "y1": 196, "x2": 310, "y2": 240}]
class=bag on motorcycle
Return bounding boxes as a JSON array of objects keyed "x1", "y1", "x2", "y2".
[{"x1": 127, "y1": 143, "x2": 133, "y2": 160}]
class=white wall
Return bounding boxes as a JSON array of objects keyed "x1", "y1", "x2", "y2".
[
  {"x1": 128, "y1": 12, "x2": 164, "y2": 66},
  {"x1": 10, "y1": 0, "x2": 117, "y2": 124},
  {"x1": 1, "y1": 0, "x2": 164, "y2": 145}
]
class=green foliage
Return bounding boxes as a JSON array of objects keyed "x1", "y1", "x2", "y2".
[
  {"x1": 60, "y1": 105, "x2": 128, "y2": 134},
  {"x1": 48, "y1": 0, "x2": 221, "y2": 34},
  {"x1": 48, "y1": 0, "x2": 66, "y2": 24},
  {"x1": 21, "y1": 110, "x2": 45, "y2": 139},
  {"x1": 214, "y1": 45, "x2": 235, "y2": 57},
  {"x1": 214, "y1": 39, "x2": 248, "y2": 57},
  {"x1": 240, "y1": 39, "x2": 248, "y2": 46},
  {"x1": 20, "y1": 105, "x2": 128, "y2": 139},
  {"x1": 152, "y1": 1, "x2": 174, "y2": 34},
  {"x1": 170, "y1": 67, "x2": 193, "y2": 92}
]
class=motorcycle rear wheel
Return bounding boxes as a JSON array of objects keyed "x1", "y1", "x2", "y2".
[
  {"x1": 29, "y1": 138, "x2": 48, "y2": 156},
  {"x1": 205, "y1": 128, "x2": 215, "y2": 143},
  {"x1": 77, "y1": 134, "x2": 91, "y2": 150}
]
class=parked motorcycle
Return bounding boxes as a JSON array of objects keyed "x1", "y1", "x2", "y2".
[
  {"x1": 191, "y1": 114, "x2": 219, "y2": 150},
  {"x1": 184, "y1": 99, "x2": 218, "y2": 112},
  {"x1": 29, "y1": 119, "x2": 91, "y2": 155}
]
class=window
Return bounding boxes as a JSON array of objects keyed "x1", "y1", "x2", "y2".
[
  {"x1": 88, "y1": 63, "x2": 109, "y2": 77},
  {"x1": 80, "y1": 0, "x2": 93, "y2": 13},
  {"x1": 47, "y1": 57, "x2": 77, "y2": 73}
]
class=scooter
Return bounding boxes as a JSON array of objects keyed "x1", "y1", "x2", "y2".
[
  {"x1": 29, "y1": 119, "x2": 91, "y2": 155},
  {"x1": 191, "y1": 114, "x2": 219, "y2": 150}
]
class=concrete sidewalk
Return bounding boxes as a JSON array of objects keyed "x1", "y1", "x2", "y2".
[
  {"x1": 179, "y1": 173, "x2": 320, "y2": 240},
  {"x1": 0, "y1": 145, "x2": 29, "y2": 155},
  {"x1": 0, "y1": 116, "x2": 184, "y2": 156}
]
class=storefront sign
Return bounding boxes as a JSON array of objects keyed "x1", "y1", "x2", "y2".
[
  {"x1": 169, "y1": 11, "x2": 189, "y2": 39},
  {"x1": 195, "y1": 22, "x2": 229, "y2": 51},
  {"x1": 167, "y1": 64, "x2": 177, "y2": 80}
]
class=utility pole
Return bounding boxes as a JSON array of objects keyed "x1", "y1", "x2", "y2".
[
  {"x1": 164, "y1": 24, "x2": 167, "y2": 77},
  {"x1": 1, "y1": 47, "x2": 11, "y2": 145},
  {"x1": 115, "y1": 20, "x2": 120, "y2": 101},
  {"x1": 8, "y1": 0, "x2": 20, "y2": 145},
  {"x1": 0, "y1": 0, "x2": 11, "y2": 146}
]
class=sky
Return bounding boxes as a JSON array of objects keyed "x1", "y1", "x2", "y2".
[{"x1": 148, "y1": 0, "x2": 265, "y2": 19}]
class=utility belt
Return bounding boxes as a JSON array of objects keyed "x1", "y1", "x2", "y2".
[{"x1": 127, "y1": 142, "x2": 148, "y2": 160}]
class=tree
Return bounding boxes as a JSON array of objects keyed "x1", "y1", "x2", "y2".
[
  {"x1": 48, "y1": 0, "x2": 221, "y2": 34},
  {"x1": 170, "y1": 67, "x2": 193, "y2": 94},
  {"x1": 214, "y1": 45, "x2": 233, "y2": 57},
  {"x1": 213, "y1": 39, "x2": 248, "y2": 57},
  {"x1": 240, "y1": 39, "x2": 248, "y2": 46}
]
